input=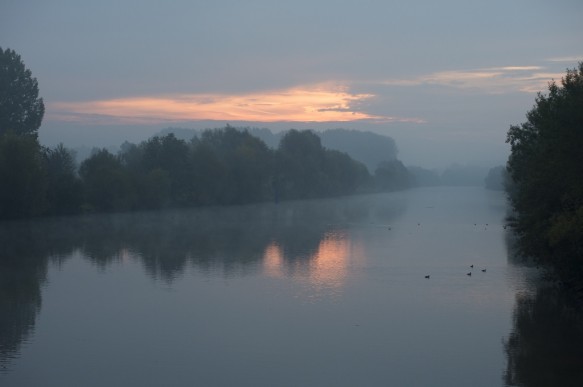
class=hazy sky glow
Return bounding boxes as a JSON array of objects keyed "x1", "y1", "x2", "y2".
[
  {"x1": 50, "y1": 85, "x2": 404, "y2": 123},
  {"x1": 1, "y1": 0, "x2": 582, "y2": 168}
]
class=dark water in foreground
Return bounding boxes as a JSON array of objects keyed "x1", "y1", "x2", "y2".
[{"x1": 1, "y1": 187, "x2": 582, "y2": 386}]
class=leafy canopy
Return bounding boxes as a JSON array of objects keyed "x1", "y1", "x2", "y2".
[
  {"x1": 0, "y1": 47, "x2": 45, "y2": 136},
  {"x1": 506, "y1": 62, "x2": 583, "y2": 279}
]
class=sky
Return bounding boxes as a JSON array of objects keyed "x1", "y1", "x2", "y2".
[{"x1": 1, "y1": 0, "x2": 582, "y2": 169}]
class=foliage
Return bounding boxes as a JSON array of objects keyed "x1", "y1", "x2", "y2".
[
  {"x1": 42, "y1": 144, "x2": 83, "y2": 215},
  {"x1": 275, "y1": 129, "x2": 371, "y2": 200},
  {"x1": 79, "y1": 149, "x2": 133, "y2": 212},
  {"x1": 506, "y1": 62, "x2": 583, "y2": 283},
  {"x1": 197, "y1": 126, "x2": 273, "y2": 204},
  {"x1": 374, "y1": 160, "x2": 411, "y2": 191},
  {"x1": 319, "y1": 128, "x2": 398, "y2": 172},
  {"x1": 276, "y1": 130, "x2": 328, "y2": 199},
  {"x1": 0, "y1": 133, "x2": 46, "y2": 218},
  {"x1": 0, "y1": 47, "x2": 44, "y2": 137},
  {"x1": 0, "y1": 127, "x2": 412, "y2": 220}
]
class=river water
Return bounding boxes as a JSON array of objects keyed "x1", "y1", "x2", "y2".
[{"x1": 1, "y1": 187, "x2": 581, "y2": 386}]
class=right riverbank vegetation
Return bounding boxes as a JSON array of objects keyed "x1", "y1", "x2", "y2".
[{"x1": 505, "y1": 62, "x2": 583, "y2": 294}]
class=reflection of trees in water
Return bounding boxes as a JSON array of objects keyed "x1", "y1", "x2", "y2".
[
  {"x1": 505, "y1": 224, "x2": 583, "y2": 386},
  {"x1": 503, "y1": 212, "x2": 583, "y2": 387},
  {"x1": 0, "y1": 221, "x2": 68, "y2": 369},
  {"x1": 0, "y1": 192, "x2": 405, "y2": 370},
  {"x1": 504, "y1": 285, "x2": 583, "y2": 387}
]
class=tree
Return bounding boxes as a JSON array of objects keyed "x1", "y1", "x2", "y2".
[
  {"x1": 139, "y1": 134, "x2": 193, "y2": 205},
  {"x1": 79, "y1": 149, "x2": 133, "y2": 212},
  {"x1": 198, "y1": 127, "x2": 272, "y2": 204},
  {"x1": 323, "y1": 149, "x2": 370, "y2": 195},
  {"x1": 42, "y1": 144, "x2": 82, "y2": 215},
  {"x1": 506, "y1": 62, "x2": 583, "y2": 283},
  {"x1": 0, "y1": 47, "x2": 45, "y2": 137},
  {"x1": 276, "y1": 130, "x2": 327, "y2": 199},
  {"x1": 374, "y1": 160, "x2": 411, "y2": 191},
  {"x1": 0, "y1": 132, "x2": 46, "y2": 218}
]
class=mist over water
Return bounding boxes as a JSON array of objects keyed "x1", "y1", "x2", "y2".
[{"x1": 1, "y1": 187, "x2": 580, "y2": 386}]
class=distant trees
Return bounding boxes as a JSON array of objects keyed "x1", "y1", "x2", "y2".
[
  {"x1": 43, "y1": 144, "x2": 82, "y2": 215},
  {"x1": 506, "y1": 62, "x2": 583, "y2": 284},
  {"x1": 275, "y1": 129, "x2": 370, "y2": 200},
  {"x1": 195, "y1": 126, "x2": 273, "y2": 204},
  {"x1": 276, "y1": 130, "x2": 328, "y2": 199},
  {"x1": 374, "y1": 160, "x2": 411, "y2": 191},
  {"x1": 484, "y1": 165, "x2": 507, "y2": 191},
  {"x1": 319, "y1": 129, "x2": 398, "y2": 172},
  {"x1": 0, "y1": 47, "x2": 44, "y2": 137},
  {"x1": 440, "y1": 164, "x2": 489, "y2": 186},
  {"x1": 79, "y1": 149, "x2": 132, "y2": 212},
  {"x1": 407, "y1": 166, "x2": 441, "y2": 187},
  {"x1": 0, "y1": 125, "x2": 416, "y2": 220}
]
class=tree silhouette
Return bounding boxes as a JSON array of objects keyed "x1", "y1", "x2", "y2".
[
  {"x1": 0, "y1": 47, "x2": 45, "y2": 137},
  {"x1": 506, "y1": 62, "x2": 583, "y2": 283}
]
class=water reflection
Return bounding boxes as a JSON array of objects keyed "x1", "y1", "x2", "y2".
[
  {"x1": 0, "y1": 222, "x2": 52, "y2": 370},
  {"x1": 263, "y1": 231, "x2": 365, "y2": 293},
  {"x1": 504, "y1": 227, "x2": 583, "y2": 386},
  {"x1": 504, "y1": 285, "x2": 583, "y2": 386},
  {"x1": 0, "y1": 193, "x2": 403, "y2": 371}
]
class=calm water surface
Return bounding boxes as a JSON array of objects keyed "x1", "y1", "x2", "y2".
[{"x1": 1, "y1": 187, "x2": 579, "y2": 386}]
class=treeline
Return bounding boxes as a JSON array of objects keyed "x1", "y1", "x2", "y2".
[
  {"x1": 159, "y1": 127, "x2": 400, "y2": 173},
  {"x1": 0, "y1": 127, "x2": 412, "y2": 220},
  {"x1": 407, "y1": 164, "x2": 491, "y2": 187},
  {"x1": 506, "y1": 62, "x2": 583, "y2": 288}
]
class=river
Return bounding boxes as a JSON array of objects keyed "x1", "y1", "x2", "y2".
[{"x1": 1, "y1": 187, "x2": 581, "y2": 386}]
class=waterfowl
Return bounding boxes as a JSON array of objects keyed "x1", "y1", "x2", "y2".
[
  {"x1": 425, "y1": 275, "x2": 430, "y2": 279},
  {"x1": 467, "y1": 272, "x2": 472, "y2": 276},
  {"x1": 481, "y1": 269, "x2": 486, "y2": 272}
]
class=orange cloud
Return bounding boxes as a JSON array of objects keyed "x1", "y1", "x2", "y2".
[
  {"x1": 50, "y1": 85, "x2": 398, "y2": 124},
  {"x1": 381, "y1": 66, "x2": 564, "y2": 94}
]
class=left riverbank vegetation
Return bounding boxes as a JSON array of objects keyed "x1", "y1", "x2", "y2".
[
  {"x1": 506, "y1": 62, "x2": 583, "y2": 292},
  {"x1": 1, "y1": 127, "x2": 414, "y2": 220},
  {"x1": 0, "y1": 47, "x2": 415, "y2": 221}
]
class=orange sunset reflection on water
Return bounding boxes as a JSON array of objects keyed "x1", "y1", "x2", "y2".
[{"x1": 263, "y1": 231, "x2": 365, "y2": 295}]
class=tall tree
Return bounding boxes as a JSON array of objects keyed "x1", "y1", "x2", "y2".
[
  {"x1": 43, "y1": 144, "x2": 82, "y2": 215},
  {"x1": 276, "y1": 130, "x2": 327, "y2": 199},
  {"x1": 0, "y1": 132, "x2": 46, "y2": 218},
  {"x1": 79, "y1": 149, "x2": 133, "y2": 212},
  {"x1": 198, "y1": 127, "x2": 273, "y2": 204},
  {"x1": 506, "y1": 62, "x2": 583, "y2": 282},
  {"x1": 0, "y1": 48, "x2": 45, "y2": 137}
]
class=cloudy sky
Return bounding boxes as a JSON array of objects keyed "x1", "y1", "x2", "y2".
[{"x1": 1, "y1": 0, "x2": 582, "y2": 168}]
